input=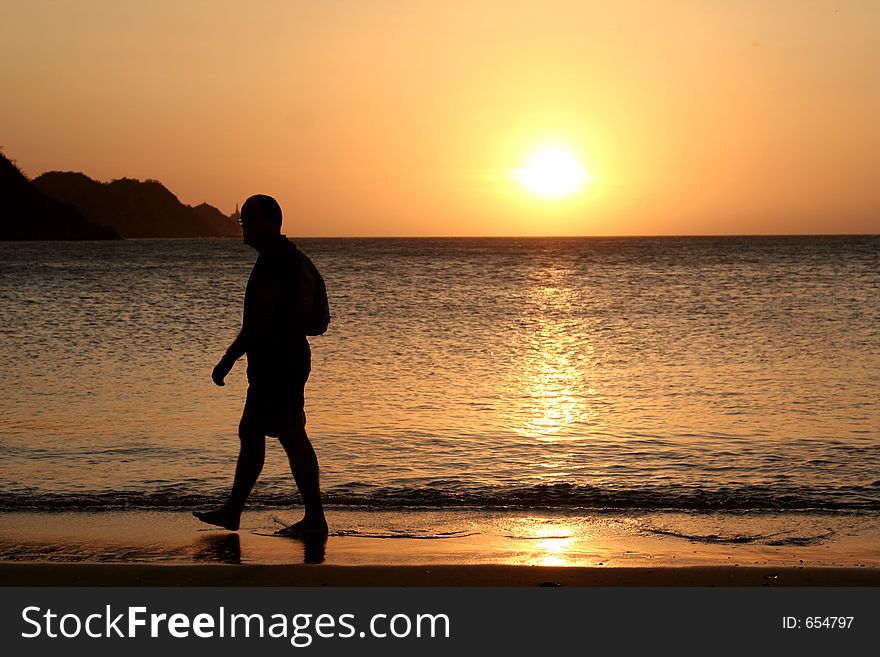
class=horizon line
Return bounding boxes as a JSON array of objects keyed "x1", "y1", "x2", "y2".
[{"x1": 265, "y1": 232, "x2": 880, "y2": 239}]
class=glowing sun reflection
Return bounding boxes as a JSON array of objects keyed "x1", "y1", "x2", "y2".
[
  {"x1": 512, "y1": 519, "x2": 582, "y2": 567},
  {"x1": 516, "y1": 266, "x2": 594, "y2": 442},
  {"x1": 535, "y1": 535, "x2": 577, "y2": 566}
]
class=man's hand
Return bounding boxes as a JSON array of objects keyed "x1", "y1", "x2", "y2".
[{"x1": 212, "y1": 354, "x2": 235, "y2": 386}]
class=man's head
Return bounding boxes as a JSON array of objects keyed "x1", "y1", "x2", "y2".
[{"x1": 239, "y1": 194, "x2": 282, "y2": 249}]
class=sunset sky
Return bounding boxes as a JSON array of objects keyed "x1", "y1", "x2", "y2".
[{"x1": 2, "y1": 0, "x2": 878, "y2": 236}]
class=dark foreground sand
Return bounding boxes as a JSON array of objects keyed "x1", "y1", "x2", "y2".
[{"x1": 2, "y1": 563, "x2": 878, "y2": 587}]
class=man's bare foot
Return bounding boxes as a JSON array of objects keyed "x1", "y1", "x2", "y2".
[
  {"x1": 274, "y1": 517, "x2": 329, "y2": 538},
  {"x1": 193, "y1": 508, "x2": 240, "y2": 531}
]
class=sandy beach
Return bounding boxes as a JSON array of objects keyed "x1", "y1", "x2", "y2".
[
  {"x1": 2, "y1": 510, "x2": 878, "y2": 587},
  {"x1": 3, "y1": 562, "x2": 879, "y2": 587}
]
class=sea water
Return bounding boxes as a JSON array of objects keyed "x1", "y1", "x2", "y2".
[{"x1": 1, "y1": 237, "x2": 878, "y2": 526}]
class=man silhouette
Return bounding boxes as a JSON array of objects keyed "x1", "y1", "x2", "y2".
[{"x1": 194, "y1": 194, "x2": 328, "y2": 537}]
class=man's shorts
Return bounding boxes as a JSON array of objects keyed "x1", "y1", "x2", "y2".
[
  {"x1": 242, "y1": 375, "x2": 309, "y2": 438},
  {"x1": 244, "y1": 340, "x2": 311, "y2": 437}
]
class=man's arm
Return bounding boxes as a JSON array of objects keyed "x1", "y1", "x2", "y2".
[{"x1": 212, "y1": 278, "x2": 281, "y2": 386}]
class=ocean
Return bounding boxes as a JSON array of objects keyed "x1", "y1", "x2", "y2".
[{"x1": 1, "y1": 235, "x2": 877, "y2": 522}]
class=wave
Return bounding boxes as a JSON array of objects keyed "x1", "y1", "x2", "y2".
[
  {"x1": 1, "y1": 481, "x2": 877, "y2": 512},
  {"x1": 642, "y1": 527, "x2": 836, "y2": 547}
]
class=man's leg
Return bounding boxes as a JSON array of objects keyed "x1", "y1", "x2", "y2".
[
  {"x1": 276, "y1": 413, "x2": 328, "y2": 536},
  {"x1": 194, "y1": 403, "x2": 266, "y2": 531}
]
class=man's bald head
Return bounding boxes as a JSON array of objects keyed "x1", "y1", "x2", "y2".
[{"x1": 241, "y1": 194, "x2": 283, "y2": 231}]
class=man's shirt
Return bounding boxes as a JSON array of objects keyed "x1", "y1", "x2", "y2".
[{"x1": 243, "y1": 235, "x2": 311, "y2": 385}]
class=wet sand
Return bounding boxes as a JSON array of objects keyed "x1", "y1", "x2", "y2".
[
  {"x1": 2, "y1": 510, "x2": 878, "y2": 587},
  {"x1": 3, "y1": 562, "x2": 878, "y2": 587}
]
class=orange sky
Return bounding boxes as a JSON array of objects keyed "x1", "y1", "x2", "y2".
[{"x1": 2, "y1": 0, "x2": 878, "y2": 236}]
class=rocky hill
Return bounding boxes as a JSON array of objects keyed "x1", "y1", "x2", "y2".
[
  {"x1": 0, "y1": 153, "x2": 119, "y2": 240},
  {"x1": 33, "y1": 171, "x2": 241, "y2": 238}
]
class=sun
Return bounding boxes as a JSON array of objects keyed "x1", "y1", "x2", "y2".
[{"x1": 516, "y1": 146, "x2": 590, "y2": 199}]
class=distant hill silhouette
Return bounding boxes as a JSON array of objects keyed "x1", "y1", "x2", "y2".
[
  {"x1": 192, "y1": 202, "x2": 243, "y2": 238},
  {"x1": 33, "y1": 171, "x2": 241, "y2": 238},
  {"x1": 0, "y1": 152, "x2": 119, "y2": 240}
]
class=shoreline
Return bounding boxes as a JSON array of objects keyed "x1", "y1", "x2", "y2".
[
  {"x1": 3, "y1": 510, "x2": 878, "y2": 584},
  {"x1": 3, "y1": 563, "x2": 879, "y2": 587}
]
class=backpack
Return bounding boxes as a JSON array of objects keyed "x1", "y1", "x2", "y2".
[{"x1": 291, "y1": 248, "x2": 330, "y2": 336}]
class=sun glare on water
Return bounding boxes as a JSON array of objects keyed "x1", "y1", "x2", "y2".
[{"x1": 516, "y1": 146, "x2": 590, "y2": 199}]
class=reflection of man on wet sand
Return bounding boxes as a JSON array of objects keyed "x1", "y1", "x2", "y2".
[{"x1": 194, "y1": 194, "x2": 329, "y2": 538}]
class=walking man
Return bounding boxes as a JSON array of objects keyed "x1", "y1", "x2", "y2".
[{"x1": 194, "y1": 194, "x2": 329, "y2": 537}]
